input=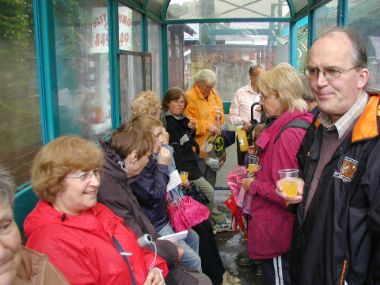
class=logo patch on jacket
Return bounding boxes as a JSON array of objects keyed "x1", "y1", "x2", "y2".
[{"x1": 333, "y1": 156, "x2": 358, "y2": 182}]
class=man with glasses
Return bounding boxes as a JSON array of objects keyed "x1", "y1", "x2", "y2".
[{"x1": 276, "y1": 28, "x2": 380, "y2": 284}]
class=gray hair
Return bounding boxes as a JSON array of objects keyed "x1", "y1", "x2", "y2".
[
  {"x1": 0, "y1": 165, "x2": 15, "y2": 205},
  {"x1": 249, "y1": 64, "x2": 264, "y2": 76},
  {"x1": 192, "y1": 69, "x2": 217, "y2": 87},
  {"x1": 312, "y1": 28, "x2": 368, "y2": 68}
]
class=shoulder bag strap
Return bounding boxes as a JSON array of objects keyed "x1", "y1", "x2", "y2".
[
  {"x1": 274, "y1": 119, "x2": 311, "y2": 143},
  {"x1": 112, "y1": 236, "x2": 137, "y2": 285}
]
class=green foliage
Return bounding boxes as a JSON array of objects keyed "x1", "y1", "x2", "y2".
[{"x1": 0, "y1": 0, "x2": 33, "y2": 46}]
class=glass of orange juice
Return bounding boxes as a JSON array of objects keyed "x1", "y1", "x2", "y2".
[
  {"x1": 278, "y1": 169, "x2": 299, "y2": 198},
  {"x1": 247, "y1": 155, "x2": 260, "y2": 178},
  {"x1": 179, "y1": 171, "x2": 189, "y2": 183}
]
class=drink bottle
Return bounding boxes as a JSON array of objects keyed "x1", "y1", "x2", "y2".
[{"x1": 236, "y1": 126, "x2": 249, "y2": 152}]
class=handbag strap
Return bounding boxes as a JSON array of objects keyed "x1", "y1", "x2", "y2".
[
  {"x1": 168, "y1": 187, "x2": 183, "y2": 202},
  {"x1": 112, "y1": 236, "x2": 137, "y2": 285}
]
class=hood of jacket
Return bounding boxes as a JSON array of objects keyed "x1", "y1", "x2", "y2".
[
  {"x1": 256, "y1": 111, "x2": 313, "y2": 151},
  {"x1": 99, "y1": 138, "x2": 139, "y2": 185}
]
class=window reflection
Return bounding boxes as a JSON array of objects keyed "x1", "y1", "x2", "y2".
[
  {"x1": 168, "y1": 22, "x2": 289, "y2": 102},
  {"x1": 312, "y1": 0, "x2": 338, "y2": 39},
  {"x1": 0, "y1": 0, "x2": 41, "y2": 185},
  {"x1": 54, "y1": 0, "x2": 112, "y2": 139},
  {"x1": 348, "y1": 0, "x2": 380, "y2": 91}
]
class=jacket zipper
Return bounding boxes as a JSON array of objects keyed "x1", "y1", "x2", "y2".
[{"x1": 339, "y1": 259, "x2": 348, "y2": 285}]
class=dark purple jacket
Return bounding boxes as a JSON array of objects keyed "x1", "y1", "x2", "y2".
[
  {"x1": 98, "y1": 139, "x2": 177, "y2": 265},
  {"x1": 130, "y1": 156, "x2": 170, "y2": 232}
]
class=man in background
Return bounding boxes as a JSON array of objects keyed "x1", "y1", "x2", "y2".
[{"x1": 229, "y1": 65, "x2": 264, "y2": 165}]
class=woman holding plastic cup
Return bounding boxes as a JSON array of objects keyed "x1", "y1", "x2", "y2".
[{"x1": 241, "y1": 64, "x2": 313, "y2": 285}]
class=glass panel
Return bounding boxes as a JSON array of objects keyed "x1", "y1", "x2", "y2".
[
  {"x1": 167, "y1": 0, "x2": 289, "y2": 20},
  {"x1": 296, "y1": 17, "x2": 309, "y2": 73},
  {"x1": 0, "y1": 0, "x2": 41, "y2": 186},
  {"x1": 292, "y1": 0, "x2": 309, "y2": 14},
  {"x1": 168, "y1": 22, "x2": 289, "y2": 102},
  {"x1": 149, "y1": 0, "x2": 166, "y2": 15},
  {"x1": 120, "y1": 53, "x2": 143, "y2": 120},
  {"x1": 312, "y1": 0, "x2": 338, "y2": 39},
  {"x1": 144, "y1": 54, "x2": 152, "y2": 91},
  {"x1": 54, "y1": 0, "x2": 112, "y2": 139},
  {"x1": 348, "y1": 0, "x2": 380, "y2": 91},
  {"x1": 148, "y1": 19, "x2": 163, "y2": 96},
  {"x1": 118, "y1": 4, "x2": 142, "y2": 52}
]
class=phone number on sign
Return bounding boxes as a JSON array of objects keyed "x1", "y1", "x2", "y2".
[{"x1": 94, "y1": 32, "x2": 130, "y2": 47}]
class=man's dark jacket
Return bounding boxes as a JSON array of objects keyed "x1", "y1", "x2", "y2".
[{"x1": 292, "y1": 94, "x2": 380, "y2": 285}]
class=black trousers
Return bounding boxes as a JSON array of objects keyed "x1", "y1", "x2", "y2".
[
  {"x1": 192, "y1": 220, "x2": 225, "y2": 285},
  {"x1": 261, "y1": 252, "x2": 291, "y2": 285}
]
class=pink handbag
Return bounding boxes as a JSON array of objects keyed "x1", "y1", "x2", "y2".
[
  {"x1": 167, "y1": 188, "x2": 210, "y2": 232},
  {"x1": 227, "y1": 166, "x2": 252, "y2": 214},
  {"x1": 227, "y1": 166, "x2": 246, "y2": 200}
]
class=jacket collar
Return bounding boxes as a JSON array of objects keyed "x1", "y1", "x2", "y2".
[
  {"x1": 164, "y1": 110, "x2": 185, "y2": 120},
  {"x1": 313, "y1": 94, "x2": 379, "y2": 143},
  {"x1": 194, "y1": 84, "x2": 215, "y2": 101},
  {"x1": 352, "y1": 94, "x2": 379, "y2": 142}
]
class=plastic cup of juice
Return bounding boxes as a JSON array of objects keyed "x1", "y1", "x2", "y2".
[
  {"x1": 247, "y1": 155, "x2": 260, "y2": 177},
  {"x1": 278, "y1": 169, "x2": 299, "y2": 198},
  {"x1": 179, "y1": 171, "x2": 189, "y2": 183}
]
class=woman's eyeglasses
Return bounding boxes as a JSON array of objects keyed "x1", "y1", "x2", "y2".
[{"x1": 66, "y1": 169, "x2": 100, "y2": 181}]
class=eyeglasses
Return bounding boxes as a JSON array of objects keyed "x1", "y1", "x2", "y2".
[
  {"x1": 66, "y1": 169, "x2": 100, "y2": 182},
  {"x1": 304, "y1": 66, "x2": 357, "y2": 80},
  {"x1": 198, "y1": 83, "x2": 214, "y2": 92}
]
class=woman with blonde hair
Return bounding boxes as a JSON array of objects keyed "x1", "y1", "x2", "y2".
[
  {"x1": 131, "y1": 91, "x2": 162, "y2": 118},
  {"x1": 242, "y1": 64, "x2": 313, "y2": 285}
]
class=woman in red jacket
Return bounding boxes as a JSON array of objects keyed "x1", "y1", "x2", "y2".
[
  {"x1": 24, "y1": 135, "x2": 168, "y2": 285},
  {"x1": 242, "y1": 64, "x2": 313, "y2": 285}
]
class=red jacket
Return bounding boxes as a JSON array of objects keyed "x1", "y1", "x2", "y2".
[
  {"x1": 247, "y1": 111, "x2": 313, "y2": 260},
  {"x1": 24, "y1": 201, "x2": 168, "y2": 285}
]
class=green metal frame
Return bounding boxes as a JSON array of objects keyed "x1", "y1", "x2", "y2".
[
  {"x1": 14, "y1": 185, "x2": 38, "y2": 239},
  {"x1": 34, "y1": 0, "x2": 59, "y2": 143},
  {"x1": 165, "y1": 17, "x2": 291, "y2": 24},
  {"x1": 31, "y1": 0, "x2": 347, "y2": 140},
  {"x1": 30, "y1": 0, "x2": 345, "y2": 139},
  {"x1": 338, "y1": 0, "x2": 348, "y2": 27},
  {"x1": 290, "y1": 21, "x2": 297, "y2": 67},
  {"x1": 108, "y1": 1, "x2": 122, "y2": 129},
  {"x1": 27, "y1": 0, "x2": 349, "y2": 162},
  {"x1": 14, "y1": 0, "x2": 357, "y2": 228},
  {"x1": 162, "y1": 23, "x2": 169, "y2": 95}
]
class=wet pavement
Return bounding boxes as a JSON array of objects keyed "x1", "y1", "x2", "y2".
[
  {"x1": 212, "y1": 135, "x2": 262, "y2": 284},
  {"x1": 214, "y1": 189, "x2": 263, "y2": 285}
]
